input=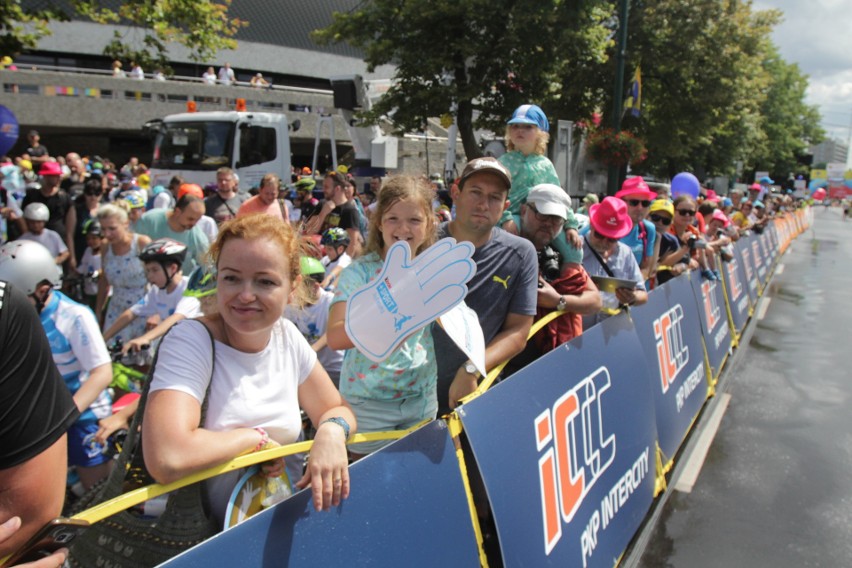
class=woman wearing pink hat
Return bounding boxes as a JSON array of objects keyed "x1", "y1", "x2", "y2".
[
  {"x1": 581, "y1": 197, "x2": 648, "y2": 322},
  {"x1": 614, "y1": 176, "x2": 659, "y2": 281},
  {"x1": 704, "y1": 208, "x2": 735, "y2": 262}
]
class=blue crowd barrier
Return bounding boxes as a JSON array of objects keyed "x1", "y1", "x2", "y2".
[
  {"x1": 150, "y1": 210, "x2": 810, "y2": 567},
  {"x1": 461, "y1": 313, "x2": 658, "y2": 568},
  {"x1": 161, "y1": 420, "x2": 481, "y2": 567},
  {"x1": 630, "y1": 275, "x2": 709, "y2": 470}
]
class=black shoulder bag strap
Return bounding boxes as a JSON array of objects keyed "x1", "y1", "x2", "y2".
[{"x1": 585, "y1": 236, "x2": 616, "y2": 278}]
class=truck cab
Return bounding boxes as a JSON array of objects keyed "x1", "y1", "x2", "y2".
[{"x1": 147, "y1": 111, "x2": 296, "y2": 192}]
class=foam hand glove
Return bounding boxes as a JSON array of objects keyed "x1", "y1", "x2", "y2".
[{"x1": 346, "y1": 238, "x2": 476, "y2": 361}]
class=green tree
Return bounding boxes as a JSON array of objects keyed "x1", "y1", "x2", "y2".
[
  {"x1": 1, "y1": 0, "x2": 244, "y2": 69},
  {"x1": 624, "y1": 0, "x2": 778, "y2": 179},
  {"x1": 313, "y1": 0, "x2": 612, "y2": 159},
  {"x1": 750, "y1": 45, "x2": 824, "y2": 179}
]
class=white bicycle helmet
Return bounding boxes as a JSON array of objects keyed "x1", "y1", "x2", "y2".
[
  {"x1": 0, "y1": 240, "x2": 62, "y2": 295},
  {"x1": 23, "y1": 202, "x2": 50, "y2": 222}
]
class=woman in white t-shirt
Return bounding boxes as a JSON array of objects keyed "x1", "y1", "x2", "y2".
[{"x1": 143, "y1": 213, "x2": 355, "y2": 525}]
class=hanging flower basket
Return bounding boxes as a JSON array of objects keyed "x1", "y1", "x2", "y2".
[{"x1": 585, "y1": 127, "x2": 648, "y2": 168}]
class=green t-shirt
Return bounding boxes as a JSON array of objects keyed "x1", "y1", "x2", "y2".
[{"x1": 134, "y1": 209, "x2": 209, "y2": 273}]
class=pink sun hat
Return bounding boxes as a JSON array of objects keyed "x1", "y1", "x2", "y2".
[{"x1": 589, "y1": 196, "x2": 632, "y2": 239}]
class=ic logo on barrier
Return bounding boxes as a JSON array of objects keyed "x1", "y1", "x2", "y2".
[
  {"x1": 726, "y1": 258, "x2": 743, "y2": 301},
  {"x1": 700, "y1": 280, "x2": 721, "y2": 332},
  {"x1": 534, "y1": 367, "x2": 615, "y2": 555},
  {"x1": 741, "y1": 248, "x2": 753, "y2": 280},
  {"x1": 653, "y1": 305, "x2": 689, "y2": 394}
]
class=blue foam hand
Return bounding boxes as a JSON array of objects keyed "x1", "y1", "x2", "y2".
[{"x1": 345, "y1": 238, "x2": 476, "y2": 362}]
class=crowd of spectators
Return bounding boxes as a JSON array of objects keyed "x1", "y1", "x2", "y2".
[{"x1": 0, "y1": 109, "x2": 812, "y2": 563}]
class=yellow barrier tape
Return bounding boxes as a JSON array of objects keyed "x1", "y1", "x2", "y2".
[
  {"x1": 654, "y1": 443, "x2": 668, "y2": 497},
  {"x1": 72, "y1": 425, "x2": 427, "y2": 525},
  {"x1": 446, "y1": 413, "x2": 489, "y2": 567}
]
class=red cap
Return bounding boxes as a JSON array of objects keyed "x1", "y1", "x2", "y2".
[{"x1": 39, "y1": 161, "x2": 62, "y2": 176}]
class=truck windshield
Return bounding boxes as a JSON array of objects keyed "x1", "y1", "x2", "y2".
[{"x1": 152, "y1": 121, "x2": 235, "y2": 170}]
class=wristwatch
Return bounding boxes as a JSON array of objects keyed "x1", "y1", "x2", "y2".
[
  {"x1": 464, "y1": 361, "x2": 482, "y2": 379},
  {"x1": 556, "y1": 295, "x2": 567, "y2": 311}
]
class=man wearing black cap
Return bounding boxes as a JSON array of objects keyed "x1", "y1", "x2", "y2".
[{"x1": 434, "y1": 157, "x2": 538, "y2": 414}]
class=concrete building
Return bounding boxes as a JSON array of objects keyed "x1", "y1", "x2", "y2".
[
  {"x1": 3, "y1": 1, "x2": 465, "y2": 178},
  {"x1": 809, "y1": 138, "x2": 849, "y2": 167}
]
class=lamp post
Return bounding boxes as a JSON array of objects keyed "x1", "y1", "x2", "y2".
[{"x1": 607, "y1": 0, "x2": 631, "y2": 196}]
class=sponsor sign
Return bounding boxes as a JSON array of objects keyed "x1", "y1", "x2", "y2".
[
  {"x1": 689, "y1": 270, "x2": 732, "y2": 381},
  {"x1": 736, "y1": 236, "x2": 759, "y2": 304},
  {"x1": 631, "y1": 275, "x2": 709, "y2": 462},
  {"x1": 722, "y1": 254, "x2": 750, "y2": 333},
  {"x1": 161, "y1": 421, "x2": 480, "y2": 567},
  {"x1": 460, "y1": 313, "x2": 657, "y2": 567}
]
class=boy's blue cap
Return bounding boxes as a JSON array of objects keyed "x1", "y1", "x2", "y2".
[{"x1": 507, "y1": 104, "x2": 549, "y2": 132}]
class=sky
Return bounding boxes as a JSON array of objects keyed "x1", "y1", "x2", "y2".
[{"x1": 754, "y1": 0, "x2": 852, "y2": 161}]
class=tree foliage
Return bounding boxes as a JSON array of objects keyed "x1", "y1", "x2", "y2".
[
  {"x1": 316, "y1": 0, "x2": 824, "y2": 182},
  {"x1": 626, "y1": 0, "x2": 823, "y2": 181},
  {"x1": 2, "y1": 0, "x2": 244, "y2": 69},
  {"x1": 313, "y1": 0, "x2": 612, "y2": 158}
]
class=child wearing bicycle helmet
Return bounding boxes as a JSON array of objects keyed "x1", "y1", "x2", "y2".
[
  {"x1": 0, "y1": 240, "x2": 113, "y2": 491},
  {"x1": 77, "y1": 219, "x2": 104, "y2": 308},
  {"x1": 19, "y1": 202, "x2": 69, "y2": 265},
  {"x1": 122, "y1": 191, "x2": 147, "y2": 231},
  {"x1": 320, "y1": 227, "x2": 351, "y2": 290},
  {"x1": 285, "y1": 256, "x2": 344, "y2": 387},
  {"x1": 97, "y1": 263, "x2": 219, "y2": 446},
  {"x1": 102, "y1": 238, "x2": 189, "y2": 343}
]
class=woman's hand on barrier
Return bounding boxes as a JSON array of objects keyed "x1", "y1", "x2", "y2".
[
  {"x1": 256, "y1": 438, "x2": 286, "y2": 479},
  {"x1": 295, "y1": 422, "x2": 349, "y2": 512}
]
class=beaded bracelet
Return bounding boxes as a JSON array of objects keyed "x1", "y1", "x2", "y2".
[{"x1": 253, "y1": 427, "x2": 269, "y2": 452}]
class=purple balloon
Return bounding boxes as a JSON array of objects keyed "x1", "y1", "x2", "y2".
[
  {"x1": 671, "y1": 172, "x2": 700, "y2": 199},
  {"x1": 0, "y1": 105, "x2": 19, "y2": 157}
]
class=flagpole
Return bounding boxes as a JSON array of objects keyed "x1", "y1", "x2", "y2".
[{"x1": 607, "y1": 0, "x2": 631, "y2": 196}]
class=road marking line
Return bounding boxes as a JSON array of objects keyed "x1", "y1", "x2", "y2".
[
  {"x1": 775, "y1": 264, "x2": 785, "y2": 275},
  {"x1": 673, "y1": 393, "x2": 732, "y2": 493},
  {"x1": 756, "y1": 297, "x2": 772, "y2": 320}
]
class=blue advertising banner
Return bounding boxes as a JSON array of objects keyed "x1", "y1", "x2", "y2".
[
  {"x1": 689, "y1": 270, "x2": 732, "y2": 381},
  {"x1": 162, "y1": 421, "x2": 480, "y2": 567},
  {"x1": 750, "y1": 233, "x2": 768, "y2": 285},
  {"x1": 630, "y1": 275, "x2": 709, "y2": 464},
  {"x1": 460, "y1": 312, "x2": 657, "y2": 568},
  {"x1": 737, "y1": 236, "x2": 760, "y2": 302},
  {"x1": 765, "y1": 224, "x2": 780, "y2": 260},
  {"x1": 759, "y1": 231, "x2": 775, "y2": 272},
  {"x1": 721, "y1": 252, "x2": 750, "y2": 334}
]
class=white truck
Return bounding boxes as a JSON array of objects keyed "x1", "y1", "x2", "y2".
[{"x1": 146, "y1": 111, "x2": 298, "y2": 192}]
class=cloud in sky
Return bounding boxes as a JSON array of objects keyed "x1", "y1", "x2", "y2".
[{"x1": 755, "y1": 0, "x2": 852, "y2": 145}]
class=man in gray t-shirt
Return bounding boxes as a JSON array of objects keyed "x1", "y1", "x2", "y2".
[{"x1": 433, "y1": 157, "x2": 538, "y2": 415}]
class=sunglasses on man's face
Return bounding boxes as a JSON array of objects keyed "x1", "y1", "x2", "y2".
[
  {"x1": 649, "y1": 214, "x2": 672, "y2": 226},
  {"x1": 626, "y1": 199, "x2": 651, "y2": 208}
]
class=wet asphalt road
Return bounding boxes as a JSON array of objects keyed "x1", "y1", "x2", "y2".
[{"x1": 637, "y1": 206, "x2": 852, "y2": 567}]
